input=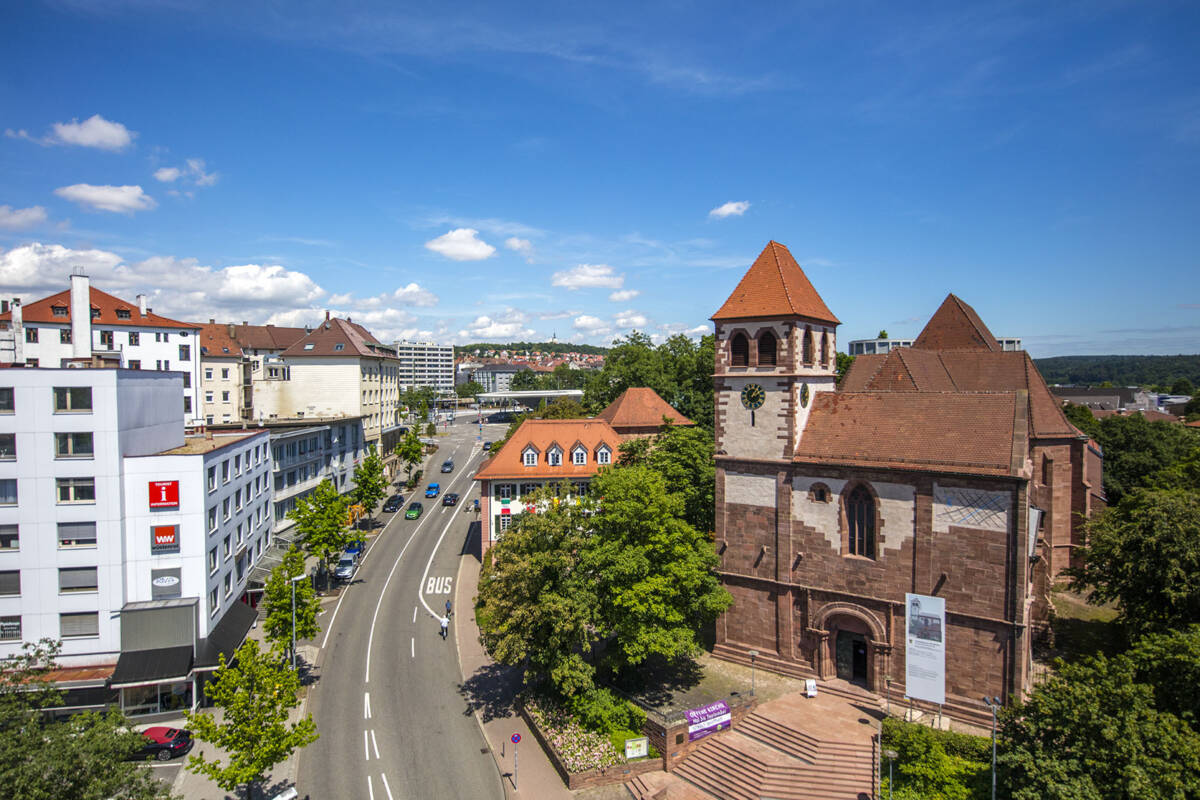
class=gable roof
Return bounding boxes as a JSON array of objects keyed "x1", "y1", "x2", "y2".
[
  {"x1": 474, "y1": 419, "x2": 619, "y2": 481},
  {"x1": 0, "y1": 286, "x2": 198, "y2": 330},
  {"x1": 226, "y1": 323, "x2": 308, "y2": 351},
  {"x1": 596, "y1": 387, "x2": 694, "y2": 431},
  {"x1": 912, "y1": 294, "x2": 1000, "y2": 351},
  {"x1": 712, "y1": 241, "x2": 840, "y2": 324},
  {"x1": 198, "y1": 323, "x2": 244, "y2": 359},
  {"x1": 280, "y1": 317, "x2": 397, "y2": 359}
]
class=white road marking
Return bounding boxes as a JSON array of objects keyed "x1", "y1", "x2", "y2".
[
  {"x1": 425, "y1": 576, "x2": 453, "y2": 594},
  {"x1": 368, "y1": 775, "x2": 375, "y2": 800},
  {"x1": 412, "y1": 606, "x2": 417, "y2": 623},
  {"x1": 364, "y1": 692, "x2": 371, "y2": 720},
  {"x1": 363, "y1": 730, "x2": 370, "y2": 760},
  {"x1": 411, "y1": 637, "x2": 414, "y2": 659},
  {"x1": 371, "y1": 729, "x2": 380, "y2": 760},
  {"x1": 381, "y1": 772, "x2": 395, "y2": 800},
  {"x1": 417, "y1": 507, "x2": 464, "y2": 620},
  {"x1": 320, "y1": 582, "x2": 350, "y2": 650}
]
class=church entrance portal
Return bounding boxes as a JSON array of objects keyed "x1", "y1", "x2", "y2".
[{"x1": 835, "y1": 631, "x2": 869, "y2": 687}]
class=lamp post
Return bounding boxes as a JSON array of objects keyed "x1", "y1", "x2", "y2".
[
  {"x1": 884, "y1": 674, "x2": 892, "y2": 716},
  {"x1": 983, "y1": 695, "x2": 1001, "y2": 800},
  {"x1": 290, "y1": 574, "x2": 306, "y2": 670},
  {"x1": 883, "y1": 748, "x2": 897, "y2": 800},
  {"x1": 748, "y1": 650, "x2": 758, "y2": 697}
]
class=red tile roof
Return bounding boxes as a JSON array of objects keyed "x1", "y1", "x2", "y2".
[
  {"x1": 596, "y1": 388, "x2": 694, "y2": 431},
  {"x1": 227, "y1": 323, "x2": 308, "y2": 351},
  {"x1": 198, "y1": 323, "x2": 244, "y2": 359},
  {"x1": 794, "y1": 392, "x2": 1024, "y2": 476},
  {"x1": 1094, "y1": 408, "x2": 1182, "y2": 424},
  {"x1": 912, "y1": 294, "x2": 1000, "y2": 351},
  {"x1": 0, "y1": 287, "x2": 198, "y2": 329},
  {"x1": 474, "y1": 419, "x2": 620, "y2": 481},
  {"x1": 280, "y1": 317, "x2": 397, "y2": 359},
  {"x1": 712, "y1": 241, "x2": 840, "y2": 324}
]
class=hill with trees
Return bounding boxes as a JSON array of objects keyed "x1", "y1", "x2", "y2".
[
  {"x1": 456, "y1": 341, "x2": 609, "y2": 356},
  {"x1": 1033, "y1": 354, "x2": 1200, "y2": 388}
]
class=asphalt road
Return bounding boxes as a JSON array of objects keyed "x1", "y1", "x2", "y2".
[{"x1": 297, "y1": 417, "x2": 506, "y2": 800}]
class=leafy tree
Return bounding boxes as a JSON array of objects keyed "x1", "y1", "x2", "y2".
[
  {"x1": 261, "y1": 547, "x2": 321, "y2": 660},
  {"x1": 400, "y1": 386, "x2": 436, "y2": 415},
  {"x1": 289, "y1": 479, "x2": 350, "y2": 570},
  {"x1": 425, "y1": 421, "x2": 437, "y2": 437},
  {"x1": 584, "y1": 332, "x2": 669, "y2": 413},
  {"x1": 881, "y1": 718, "x2": 986, "y2": 800},
  {"x1": 537, "y1": 397, "x2": 587, "y2": 420},
  {"x1": 1032, "y1": 354, "x2": 1200, "y2": 388},
  {"x1": 394, "y1": 428, "x2": 424, "y2": 482},
  {"x1": 548, "y1": 362, "x2": 588, "y2": 390},
  {"x1": 835, "y1": 352, "x2": 855, "y2": 385},
  {"x1": 455, "y1": 379, "x2": 484, "y2": 398},
  {"x1": 351, "y1": 444, "x2": 387, "y2": 519},
  {"x1": 1185, "y1": 392, "x2": 1200, "y2": 417},
  {"x1": 0, "y1": 639, "x2": 172, "y2": 800},
  {"x1": 619, "y1": 423, "x2": 716, "y2": 533},
  {"x1": 186, "y1": 640, "x2": 318, "y2": 800},
  {"x1": 877, "y1": 329, "x2": 889, "y2": 339},
  {"x1": 1171, "y1": 377, "x2": 1195, "y2": 396},
  {"x1": 1153, "y1": 447, "x2": 1200, "y2": 492},
  {"x1": 999, "y1": 628, "x2": 1200, "y2": 799},
  {"x1": 510, "y1": 368, "x2": 540, "y2": 391},
  {"x1": 1089, "y1": 413, "x2": 1198, "y2": 502},
  {"x1": 1060, "y1": 402, "x2": 1099, "y2": 439},
  {"x1": 1067, "y1": 487, "x2": 1200, "y2": 633}
]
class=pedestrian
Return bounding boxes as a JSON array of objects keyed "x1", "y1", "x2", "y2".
[
  {"x1": 445, "y1": 599, "x2": 453, "y2": 619},
  {"x1": 439, "y1": 615, "x2": 449, "y2": 640}
]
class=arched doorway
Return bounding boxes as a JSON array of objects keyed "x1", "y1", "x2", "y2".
[{"x1": 813, "y1": 602, "x2": 888, "y2": 692}]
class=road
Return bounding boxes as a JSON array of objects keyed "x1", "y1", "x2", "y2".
[{"x1": 297, "y1": 416, "x2": 506, "y2": 800}]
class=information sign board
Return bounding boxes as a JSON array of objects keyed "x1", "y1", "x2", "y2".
[
  {"x1": 685, "y1": 700, "x2": 731, "y2": 742},
  {"x1": 904, "y1": 592, "x2": 946, "y2": 705}
]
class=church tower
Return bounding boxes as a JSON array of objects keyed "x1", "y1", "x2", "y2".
[{"x1": 711, "y1": 241, "x2": 840, "y2": 462}]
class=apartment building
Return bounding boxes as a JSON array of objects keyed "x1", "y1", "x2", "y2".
[
  {"x1": 848, "y1": 335, "x2": 1021, "y2": 356},
  {"x1": 267, "y1": 419, "x2": 365, "y2": 537},
  {"x1": 198, "y1": 322, "x2": 253, "y2": 425},
  {"x1": 394, "y1": 340, "x2": 454, "y2": 394}
]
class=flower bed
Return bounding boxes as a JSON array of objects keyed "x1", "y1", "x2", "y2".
[{"x1": 524, "y1": 697, "x2": 623, "y2": 772}]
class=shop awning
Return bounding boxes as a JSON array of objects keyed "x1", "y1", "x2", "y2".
[
  {"x1": 109, "y1": 645, "x2": 194, "y2": 689},
  {"x1": 195, "y1": 601, "x2": 258, "y2": 671}
]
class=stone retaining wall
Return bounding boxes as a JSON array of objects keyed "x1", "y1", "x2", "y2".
[{"x1": 518, "y1": 701, "x2": 665, "y2": 790}]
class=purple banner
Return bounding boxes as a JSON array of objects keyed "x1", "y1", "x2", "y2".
[{"x1": 685, "y1": 700, "x2": 731, "y2": 741}]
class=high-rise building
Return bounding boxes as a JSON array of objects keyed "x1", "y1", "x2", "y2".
[{"x1": 394, "y1": 340, "x2": 454, "y2": 394}]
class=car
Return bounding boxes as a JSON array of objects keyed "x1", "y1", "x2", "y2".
[
  {"x1": 136, "y1": 727, "x2": 193, "y2": 761},
  {"x1": 443, "y1": 493, "x2": 459, "y2": 507},
  {"x1": 482, "y1": 441, "x2": 492, "y2": 452},
  {"x1": 344, "y1": 539, "x2": 364, "y2": 559},
  {"x1": 334, "y1": 554, "x2": 357, "y2": 582},
  {"x1": 440, "y1": 460, "x2": 454, "y2": 473},
  {"x1": 405, "y1": 501, "x2": 423, "y2": 519},
  {"x1": 425, "y1": 483, "x2": 440, "y2": 498},
  {"x1": 383, "y1": 494, "x2": 403, "y2": 513}
]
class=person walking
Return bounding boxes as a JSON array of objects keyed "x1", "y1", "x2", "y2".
[
  {"x1": 439, "y1": 615, "x2": 449, "y2": 640},
  {"x1": 444, "y1": 599, "x2": 453, "y2": 619}
]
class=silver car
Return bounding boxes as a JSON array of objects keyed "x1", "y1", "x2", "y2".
[{"x1": 334, "y1": 554, "x2": 356, "y2": 582}]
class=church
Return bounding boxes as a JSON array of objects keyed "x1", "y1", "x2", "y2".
[{"x1": 710, "y1": 241, "x2": 1103, "y2": 723}]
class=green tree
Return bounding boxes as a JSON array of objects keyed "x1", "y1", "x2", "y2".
[
  {"x1": 425, "y1": 421, "x2": 437, "y2": 437},
  {"x1": 1060, "y1": 402, "x2": 1099, "y2": 439},
  {"x1": 455, "y1": 379, "x2": 484, "y2": 398},
  {"x1": 289, "y1": 479, "x2": 350, "y2": 570},
  {"x1": 1185, "y1": 392, "x2": 1200, "y2": 418},
  {"x1": 186, "y1": 640, "x2": 318, "y2": 800},
  {"x1": 835, "y1": 352, "x2": 855, "y2": 386},
  {"x1": 510, "y1": 368, "x2": 540, "y2": 391},
  {"x1": 394, "y1": 428, "x2": 424, "y2": 482},
  {"x1": 877, "y1": 329, "x2": 889, "y2": 339},
  {"x1": 261, "y1": 547, "x2": 321, "y2": 660},
  {"x1": 881, "y1": 718, "x2": 986, "y2": 800},
  {"x1": 1171, "y1": 377, "x2": 1194, "y2": 396},
  {"x1": 584, "y1": 332, "x2": 669, "y2": 412},
  {"x1": 618, "y1": 423, "x2": 716, "y2": 533},
  {"x1": 351, "y1": 444, "x2": 387, "y2": 519},
  {"x1": 0, "y1": 639, "x2": 172, "y2": 800},
  {"x1": 1090, "y1": 413, "x2": 1198, "y2": 502},
  {"x1": 999, "y1": 629, "x2": 1200, "y2": 800},
  {"x1": 1067, "y1": 487, "x2": 1200, "y2": 633}
]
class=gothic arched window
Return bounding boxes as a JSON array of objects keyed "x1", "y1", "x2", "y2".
[
  {"x1": 802, "y1": 327, "x2": 814, "y2": 365},
  {"x1": 820, "y1": 331, "x2": 830, "y2": 367},
  {"x1": 847, "y1": 485, "x2": 876, "y2": 559},
  {"x1": 730, "y1": 333, "x2": 749, "y2": 367},
  {"x1": 758, "y1": 331, "x2": 777, "y2": 366}
]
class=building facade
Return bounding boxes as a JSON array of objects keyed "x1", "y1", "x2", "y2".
[
  {"x1": 394, "y1": 340, "x2": 454, "y2": 394},
  {"x1": 848, "y1": 335, "x2": 1021, "y2": 356}
]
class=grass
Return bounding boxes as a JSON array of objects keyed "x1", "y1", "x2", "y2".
[{"x1": 1041, "y1": 586, "x2": 1126, "y2": 666}]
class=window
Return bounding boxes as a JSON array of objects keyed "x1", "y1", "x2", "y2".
[
  {"x1": 60, "y1": 612, "x2": 98, "y2": 638},
  {"x1": 51, "y1": 305, "x2": 68, "y2": 317},
  {"x1": 99, "y1": 330, "x2": 114, "y2": 348},
  {"x1": 803, "y1": 327, "x2": 814, "y2": 365},
  {"x1": 56, "y1": 477, "x2": 95, "y2": 504},
  {"x1": 498, "y1": 484, "x2": 513, "y2": 500},
  {"x1": 24, "y1": 327, "x2": 38, "y2": 343},
  {"x1": 846, "y1": 485, "x2": 876, "y2": 559},
  {"x1": 520, "y1": 483, "x2": 540, "y2": 496},
  {"x1": 810, "y1": 483, "x2": 831, "y2": 503},
  {"x1": 0, "y1": 525, "x2": 16, "y2": 550},
  {"x1": 548, "y1": 448, "x2": 562, "y2": 466},
  {"x1": 0, "y1": 387, "x2": 12, "y2": 413},
  {"x1": 60, "y1": 329, "x2": 72, "y2": 344},
  {"x1": 224, "y1": 571, "x2": 232, "y2": 597},
  {"x1": 223, "y1": 535, "x2": 231, "y2": 559},
  {"x1": 208, "y1": 466, "x2": 216, "y2": 491},
  {"x1": 522, "y1": 449, "x2": 537, "y2": 467},
  {"x1": 597, "y1": 447, "x2": 611, "y2": 465},
  {"x1": 54, "y1": 432, "x2": 94, "y2": 459},
  {"x1": 57, "y1": 521, "x2": 97, "y2": 548},
  {"x1": 572, "y1": 448, "x2": 586, "y2": 465},
  {"x1": 205, "y1": 391, "x2": 214, "y2": 403},
  {"x1": 205, "y1": 368, "x2": 213, "y2": 380},
  {"x1": 758, "y1": 331, "x2": 778, "y2": 366},
  {"x1": 222, "y1": 498, "x2": 231, "y2": 520},
  {"x1": 209, "y1": 588, "x2": 219, "y2": 614},
  {"x1": 499, "y1": 515, "x2": 511, "y2": 531},
  {"x1": 0, "y1": 616, "x2": 19, "y2": 641},
  {"x1": 182, "y1": 373, "x2": 191, "y2": 389},
  {"x1": 222, "y1": 460, "x2": 230, "y2": 483},
  {"x1": 234, "y1": 454, "x2": 241, "y2": 474},
  {"x1": 53, "y1": 386, "x2": 92, "y2": 412},
  {"x1": 0, "y1": 433, "x2": 13, "y2": 460},
  {"x1": 574, "y1": 482, "x2": 588, "y2": 497},
  {"x1": 25, "y1": 358, "x2": 36, "y2": 367},
  {"x1": 128, "y1": 331, "x2": 139, "y2": 345},
  {"x1": 90, "y1": 307, "x2": 100, "y2": 319},
  {"x1": 221, "y1": 368, "x2": 229, "y2": 379},
  {"x1": 0, "y1": 479, "x2": 15, "y2": 505},
  {"x1": 59, "y1": 567, "x2": 98, "y2": 593},
  {"x1": 0, "y1": 571, "x2": 18, "y2": 596},
  {"x1": 730, "y1": 333, "x2": 749, "y2": 367},
  {"x1": 127, "y1": 360, "x2": 141, "y2": 370},
  {"x1": 117, "y1": 309, "x2": 131, "y2": 320},
  {"x1": 235, "y1": 489, "x2": 242, "y2": 510},
  {"x1": 208, "y1": 506, "x2": 217, "y2": 532},
  {"x1": 179, "y1": 344, "x2": 191, "y2": 361},
  {"x1": 820, "y1": 331, "x2": 830, "y2": 367}
]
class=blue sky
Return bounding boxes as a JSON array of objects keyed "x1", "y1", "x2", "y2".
[{"x1": 1, "y1": 1, "x2": 1198, "y2": 355}]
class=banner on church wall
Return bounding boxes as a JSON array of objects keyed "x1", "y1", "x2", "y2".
[{"x1": 904, "y1": 592, "x2": 946, "y2": 706}]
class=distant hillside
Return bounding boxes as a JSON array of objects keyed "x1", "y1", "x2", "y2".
[
  {"x1": 455, "y1": 341, "x2": 609, "y2": 357},
  {"x1": 1033, "y1": 355, "x2": 1200, "y2": 388}
]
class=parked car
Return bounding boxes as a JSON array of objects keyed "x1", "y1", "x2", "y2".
[
  {"x1": 405, "y1": 501, "x2": 424, "y2": 519},
  {"x1": 440, "y1": 460, "x2": 454, "y2": 473},
  {"x1": 334, "y1": 554, "x2": 357, "y2": 582},
  {"x1": 136, "y1": 727, "x2": 193, "y2": 761},
  {"x1": 344, "y1": 539, "x2": 364, "y2": 559},
  {"x1": 482, "y1": 441, "x2": 492, "y2": 452},
  {"x1": 383, "y1": 494, "x2": 403, "y2": 513},
  {"x1": 442, "y1": 492, "x2": 459, "y2": 507},
  {"x1": 425, "y1": 483, "x2": 440, "y2": 498}
]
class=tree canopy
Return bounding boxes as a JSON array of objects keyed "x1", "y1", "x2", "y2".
[
  {"x1": 583, "y1": 332, "x2": 714, "y2": 431},
  {"x1": 618, "y1": 422, "x2": 715, "y2": 533},
  {"x1": 1032, "y1": 354, "x2": 1200, "y2": 388},
  {"x1": 351, "y1": 444, "x2": 387, "y2": 517},
  {"x1": 261, "y1": 547, "x2": 321, "y2": 659},
  {"x1": 1068, "y1": 411, "x2": 1198, "y2": 502},
  {"x1": 289, "y1": 479, "x2": 351, "y2": 569},
  {"x1": 455, "y1": 379, "x2": 484, "y2": 398},
  {"x1": 394, "y1": 427, "x2": 424, "y2": 481}
]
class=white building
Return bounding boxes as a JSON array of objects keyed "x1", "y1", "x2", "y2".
[
  {"x1": 394, "y1": 340, "x2": 454, "y2": 394},
  {"x1": 0, "y1": 273, "x2": 203, "y2": 427},
  {"x1": 847, "y1": 335, "x2": 1021, "y2": 356}
]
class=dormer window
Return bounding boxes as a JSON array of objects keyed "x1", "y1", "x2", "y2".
[
  {"x1": 522, "y1": 448, "x2": 538, "y2": 467},
  {"x1": 51, "y1": 305, "x2": 68, "y2": 317},
  {"x1": 572, "y1": 448, "x2": 586, "y2": 465},
  {"x1": 116, "y1": 309, "x2": 131, "y2": 320},
  {"x1": 334, "y1": 343, "x2": 344, "y2": 351},
  {"x1": 596, "y1": 446, "x2": 611, "y2": 465},
  {"x1": 303, "y1": 343, "x2": 315, "y2": 350},
  {"x1": 89, "y1": 307, "x2": 100, "y2": 319},
  {"x1": 548, "y1": 448, "x2": 562, "y2": 466}
]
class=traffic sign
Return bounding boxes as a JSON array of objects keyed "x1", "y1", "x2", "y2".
[{"x1": 511, "y1": 733, "x2": 521, "y2": 744}]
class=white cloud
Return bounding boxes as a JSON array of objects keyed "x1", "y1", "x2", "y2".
[
  {"x1": 392, "y1": 282, "x2": 439, "y2": 307},
  {"x1": 614, "y1": 310, "x2": 648, "y2": 328},
  {"x1": 708, "y1": 200, "x2": 750, "y2": 219},
  {"x1": 50, "y1": 115, "x2": 136, "y2": 151},
  {"x1": 0, "y1": 205, "x2": 48, "y2": 230},
  {"x1": 154, "y1": 167, "x2": 182, "y2": 182},
  {"x1": 425, "y1": 228, "x2": 496, "y2": 261},
  {"x1": 0, "y1": 243, "x2": 124, "y2": 294},
  {"x1": 552, "y1": 263, "x2": 624, "y2": 290},
  {"x1": 155, "y1": 158, "x2": 218, "y2": 189},
  {"x1": 54, "y1": 184, "x2": 156, "y2": 214},
  {"x1": 459, "y1": 308, "x2": 535, "y2": 339},
  {"x1": 213, "y1": 264, "x2": 325, "y2": 306},
  {"x1": 609, "y1": 288, "x2": 640, "y2": 302},
  {"x1": 505, "y1": 236, "x2": 534, "y2": 261},
  {"x1": 573, "y1": 314, "x2": 611, "y2": 334},
  {"x1": 187, "y1": 158, "x2": 218, "y2": 187},
  {"x1": 686, "y1": 324, "x2": 711, "y2": 336},
  {"x1": 538, "y1": 310, "x2": 576, "y2": 320}
]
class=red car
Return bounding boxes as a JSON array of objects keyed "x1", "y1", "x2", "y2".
[{"x1": 136, "y1": 726, "x2": 193, "y2": 761}]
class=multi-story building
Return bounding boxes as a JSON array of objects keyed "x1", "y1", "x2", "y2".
[
  {"x1": 394, "y1": 340, "x2": 454, "y2": 394},
  {"x1": 0, "y1": 273, "x2": 203, "y2": 426},
  {"x1": 198, "y1": 322, "x2": 253, "y2": 426},
  {"x1": 475, "y1": 363, "x2": 523, "y2": 393},
  {"x1": 848, "y1": 335, "x2": 1021, "y2": 356},
  {"x1": 266, "y1": 418, "x2": 365, "y2": 536}
]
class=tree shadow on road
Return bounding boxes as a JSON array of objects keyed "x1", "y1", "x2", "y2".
[{"x1": 458, "y1": 661, "x2": 520, "y2": 723}]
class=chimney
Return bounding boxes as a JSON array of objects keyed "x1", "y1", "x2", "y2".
[
  {"x1": 209, "y1": 318, "x2": 215, "y2": 324},
  {"x1": 228, "y1": 323, "x2": 235, "y2": 339},
  {"x1": 70, "y1": 270, "x2": 91, "y2": 360},
  {"x1": 242, "y1": 320, "x2": 248, "y2": 326},
  {"x1": 325, "y1": 310, "x2": 330, "y2": 321},
  {"x1": 11, "y1": 300, "x2": 23, "y2": 364},
  {"x1": 137, "y1": 293, "x2": 147, "y2": 316}
]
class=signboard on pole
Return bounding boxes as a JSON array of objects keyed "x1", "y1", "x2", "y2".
[
  {"x1": 685, "y1": 700, "x2": 731, "y2": 741},
  {"x1": 904, "y1": 592, "x2": 946, "y2": 705}
]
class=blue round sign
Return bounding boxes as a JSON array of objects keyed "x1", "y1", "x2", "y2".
[{"x1": 511, "y1": 733, "x2": 521, "y2": 744}]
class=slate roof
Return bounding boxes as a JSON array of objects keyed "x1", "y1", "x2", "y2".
[
  {"x1": 280, "y1": 317, "x2": 397, "y2": 359},
  {"x1": 0, "y1": 287, "x2": 198, "y2": 330},
  {"x1": 474, "y1": 419, "x2": 619, "y2": 481},
  {"x1": 712, "y1": 241, "x2": 840, "y2": 324},
  {"x1": 596, "y1": 387, "x2": 694, "y2": 431}
]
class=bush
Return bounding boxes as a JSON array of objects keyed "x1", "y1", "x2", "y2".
[
  {"x1": 566, "y1": 688, "x2": 646, "y2": 735},
  {"x1": 881, "y1": 718, "x2": 989, "y2": 800},
  {"x1": 608, "y1": 728, "x2": 659, "y2": 760}
]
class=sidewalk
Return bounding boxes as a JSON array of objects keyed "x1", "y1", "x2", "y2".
[{"x1": 455, "y1": 549, "x2": 575, "y2": 800}]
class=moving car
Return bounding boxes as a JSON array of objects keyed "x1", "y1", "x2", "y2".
[
  {"x1": 440, "y1": 460, "x2": 454, "y2": 473},
  {"x1": 405, "y1": 501, "x2": 424, "y2": 519},
  {"x1": 334, "y1": 554, "x2": 357, "y2": 582},
  {"x1": 136, "y1": 727, "x2": 193, "y2": 761},
  {"x1": 383, "y1": 494, "x2": 403, "y2": 513},
  {"x1": 442, "y1": 492, "x2": 459, "y2": 507},
  {"x1": 425, "y1": 483, "x2": 440, "y2": 498},
  {"x1": 482, "y1": 441, "x2": 492, "y2": 452}
]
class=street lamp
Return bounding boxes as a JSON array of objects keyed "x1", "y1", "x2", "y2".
[
  {"x1": 884, "y1": 674, "x2": 892, "y2": 716},
  {"x1": 748, "y1": 650, "x2": 758, "y2": 697},
  {"x1": 983, "y1": 696, "x2": 1001, "y2": 800},
  {"x1": 883, "y1": 748, "x2": 898, "y2": 800},
  {"x1": 290, "y1": 574, "x2": 307, "y2": 670}
]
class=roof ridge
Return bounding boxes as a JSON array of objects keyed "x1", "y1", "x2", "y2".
[{"x1": 770, "y1": 241, "x2": 797, "y2": 315}]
